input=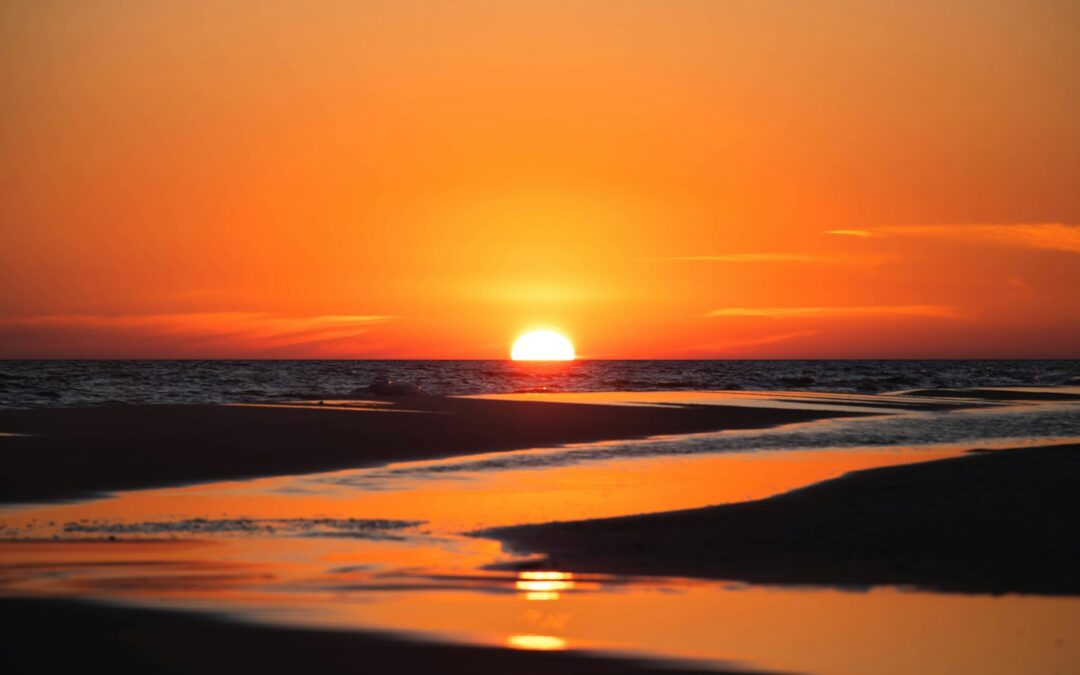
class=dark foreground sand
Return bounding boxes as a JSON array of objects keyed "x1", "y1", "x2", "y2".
[
  {"x1": 489, "y1": 443, "x2": 1080, "y2": 595},
  {"x1": 0, "y1": 396, "x2": 854, "y2": 504},
  {"x1": 1, "y1": 598, "x2": 763, "y2": 675},
  {"x1": 4, "y1": 394, "x2": 1077, "y2": 673}
]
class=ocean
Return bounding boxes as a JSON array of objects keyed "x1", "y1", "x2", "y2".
[{"x1": 1, "y1": 359, "x2": 1078, "y2": 409}]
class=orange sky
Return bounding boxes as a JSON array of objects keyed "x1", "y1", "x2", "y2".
[{"x1": 1, "y1": 0, "x2": 1078, "y2": 358}]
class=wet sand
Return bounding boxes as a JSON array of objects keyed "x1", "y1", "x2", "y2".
[
  {"x1": 0, "y1": 396, "x2": 857, "y2": 504},
  {"x1": 1, "y1": 598, "x2": 759, "y2": 675},
  {"x1": 490, "y1": 442, "x2": 1080, "y2": 595},
  {"x1": 3, "y1": 390, "x2": 1077, "y2": 673},
  {"x1": 902, "y1": 388, "x2": 1080, "y2": 402}
]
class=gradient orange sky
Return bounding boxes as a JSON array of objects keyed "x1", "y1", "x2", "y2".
[{"x1": 1, "y1": 1, "x2": 1078, "y2": 358}]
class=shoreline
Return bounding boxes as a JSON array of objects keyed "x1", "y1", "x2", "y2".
[
  {"x1": 488, "y1": 442, "x2": 1080, "y2": 596},
  {"x1": 0, "y1": 395, "x2": 861, "y2": 505},
  {"x1": 0, "y1": 597, "x2": 759, "y2": 675},
  {"x1": 1, "y1": 389, "x2": 1077, "y2": 672}
]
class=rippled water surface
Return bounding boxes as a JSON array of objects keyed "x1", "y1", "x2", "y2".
[
  {"x1": 2, "y1": 359, "x2": 1078, "y2": 408},
  {"x1": 2, "y1": 390, "x2": 1079, "y2": 674}
]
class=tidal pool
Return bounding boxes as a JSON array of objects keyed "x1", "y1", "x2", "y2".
[{"x1": 2, "y1": 391, "x2": 1078, "y2": 674}]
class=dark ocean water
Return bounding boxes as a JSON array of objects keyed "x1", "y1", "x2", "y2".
[{"x1": 1, "y1": 360, "x2": 1078, "y2": 409}]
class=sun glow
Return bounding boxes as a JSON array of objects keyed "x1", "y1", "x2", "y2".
[{"x1": 511, "y1": 330, "x2": 575, "y2": 361}]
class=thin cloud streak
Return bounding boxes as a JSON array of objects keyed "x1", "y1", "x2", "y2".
[
  {"x1": 830, "y1": 224, "x2": 1080, "y2": 254},
  {"x1": 638, "y1": 252, "x2": 896, "y2": 265},
  {"x1": 645, "y1": 253, "x2": 823, "y2": 263},
  {"x1": 705, "y1": 305, "x2": 964, "y2": 319},
  {"x1": 0, "y1": 312, "x2": 393, "y2": 354},
  {"x1": 679, "y1": 329, "x2": 820, "y2": 355},
  {"x1": 826, "y1": 229, "x2": 876, "y2": 238}
]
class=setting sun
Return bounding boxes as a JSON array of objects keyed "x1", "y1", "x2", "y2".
[
  {"x1": 2, "y1": 3, "x2": 1079, "y2": 673},
  {"x1": 511, "y1": 330, "x2": 575, "y2": 361}
]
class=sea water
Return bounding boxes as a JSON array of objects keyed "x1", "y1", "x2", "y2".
[{"x1": 1, "y1": 358, "x2": 1077, "y2": 408}]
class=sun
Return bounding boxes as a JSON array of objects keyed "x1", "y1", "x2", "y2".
[{"x1": 511, "y1": 330, "x2": 575, "y2": 361}]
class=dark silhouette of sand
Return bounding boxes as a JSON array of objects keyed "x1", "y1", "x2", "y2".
[
  {"x1": 489, "y1": 443, "x2": 1080, "y2": 595},
  {"x1": 0, "y1": 396, "x2": 858, "y2": 504},
  {"x1": 1, "y1": 598, "x2": 769, "y2": 675},
  {"x1": 2, "y1": 394, "x2": 1076, "y2": 672}
]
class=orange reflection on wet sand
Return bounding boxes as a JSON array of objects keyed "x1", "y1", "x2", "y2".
[
  {"x1": 3, "y1": 400, "x2": 1079, "y2": 675},
  {"x1": 294, "y1": 583, "x2": 1079, "y2": 675},
  {"x1": 465, "y1": 389, "x2": 944, "y2": 414},
  {"x1": 0, "y1": 445, "x2": 970, "y2": 537},
  {"x1": 1, "y1": 442, "x2": 1078, "y2": 674}
]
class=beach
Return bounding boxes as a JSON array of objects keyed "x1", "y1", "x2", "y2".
[
  {"x1": 2, "y1": 386, "x2": 1079, "y2": 674},
  {"x1": 2, "y1": 597, "x2": 744, "y2": 675},
  {"x1": 490, "y1": 442, "x2": 1080, "y2": 595},
  {"x1": 0, "y1": 394, "x2": 857, "y2": 504}
]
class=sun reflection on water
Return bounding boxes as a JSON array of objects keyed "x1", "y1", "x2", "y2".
[
  {"x1": 3, "y1": 403, "x2": 1080, "y2": 675},
  {"x1": 506, "y1": 634, "x2": 568, "y2": 651},
  {"x1": 516, "y1": 570, "x2": 575, "y2": 601}
]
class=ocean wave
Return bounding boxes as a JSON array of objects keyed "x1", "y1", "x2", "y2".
[
  {"x1": 0, "y1": 359, "x2": 1077, "y2": 408},
  {"x1": 314, "y1": 403, "x2": 1080, "y2": 490}
]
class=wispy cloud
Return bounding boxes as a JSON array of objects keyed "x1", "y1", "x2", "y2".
[
  {"x1": 644, "y1": 253, "x2": 823, "y2": 263},
  {"x1": 684, "y1": 329, "x2": 820, "y2": 353},
  {"x1": 638, "y1": 252, "x2": 895, "y2": 265},
  {"x1": 705, "y1": 305, "x2": 964, "y2": 319},
  {"x1": 825, "y1": 229, "x2": 876, "y2": 238},
  {"x1": 0, "y1": 312, "x2": 393, "y2": 355},
  {"x1": 829, "y1": 223, "x2": 1080, "y2": 254}
]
